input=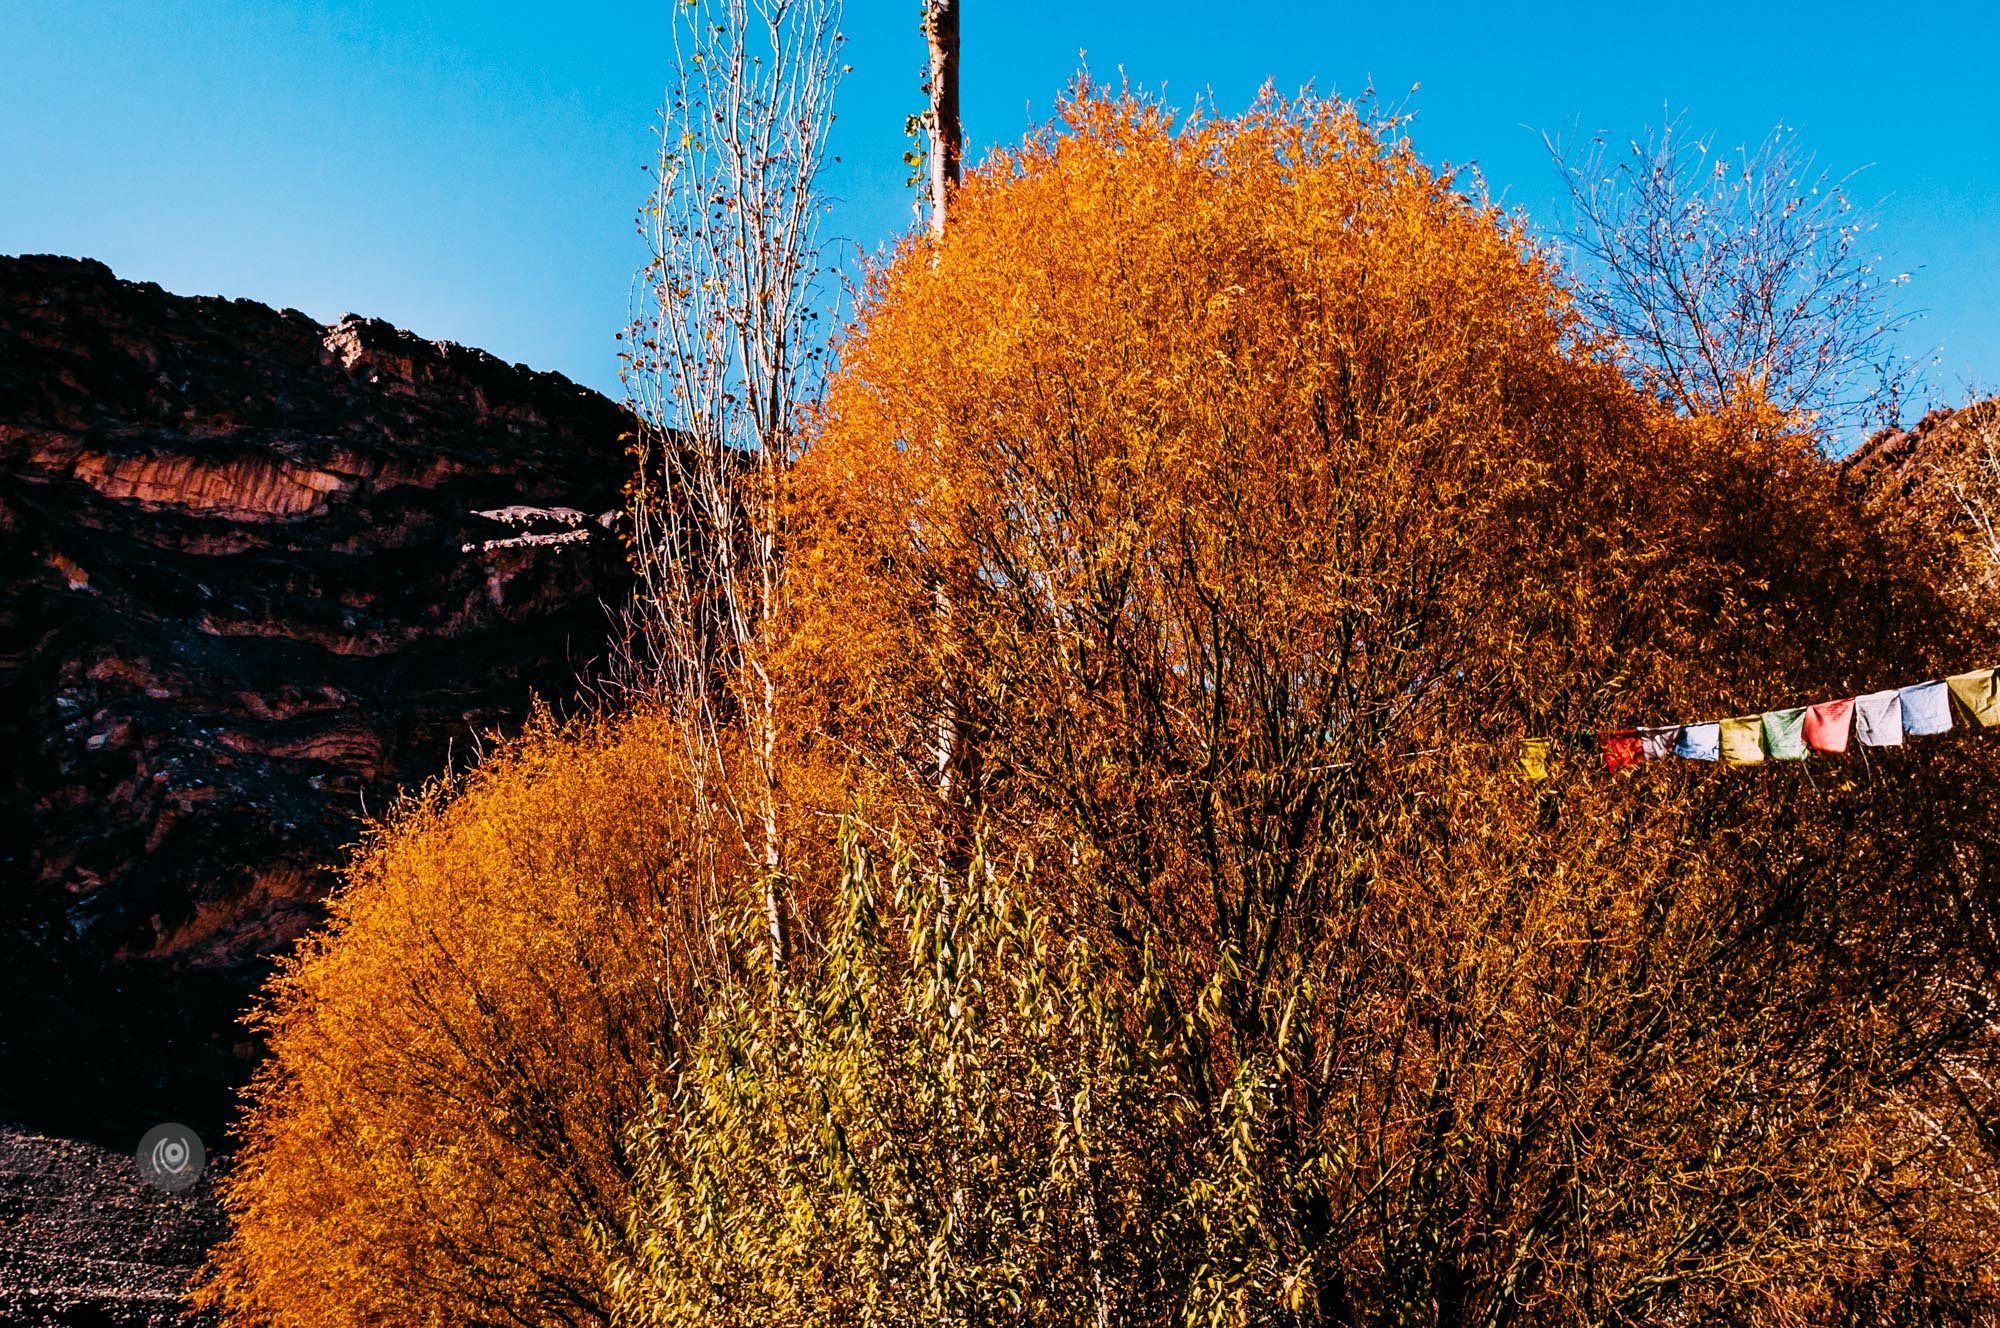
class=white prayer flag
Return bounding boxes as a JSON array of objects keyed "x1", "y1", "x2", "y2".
[
  {"x1": 1639, "y1": 726, "x2": 1681, "y2": 762},
  {"x1": 1674, "y1": 722, "x2": 1721, "y2": 762},
  {"x1": 1854, "y1": 689, "x2": 1903, "y2": 747}
]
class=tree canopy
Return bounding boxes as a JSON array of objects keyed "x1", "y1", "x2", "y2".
[{"x1": 208, "y1": 87, "x2": 2000, "y2": 1328}]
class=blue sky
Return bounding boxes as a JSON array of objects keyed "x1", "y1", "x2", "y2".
[{"x1": 4, "y1": 2, "x2": 1997, "y2": 415}]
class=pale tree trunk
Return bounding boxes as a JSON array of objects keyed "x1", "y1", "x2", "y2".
[
  {"x1": 924, "y1": 0, "x2": 961, "y2": 239},
  {"x1": 1946, "y1": 434, "x2": 2000, "y2": 592},
  {"x1": 920, "y1": 1, "x2": 965, "y2": 825}
]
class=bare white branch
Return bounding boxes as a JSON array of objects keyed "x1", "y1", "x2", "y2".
[
  {"x1": 1551, "y1": 117, "x2": 1913, "y2": 440},
  {"x1": 618, "y1": 0, "x2": 845, "y2": 972}
]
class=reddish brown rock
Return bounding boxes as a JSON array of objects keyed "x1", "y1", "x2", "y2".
[
  {"x1": 1845, "y1": 398, "x2": 2000, "y2": 597},
  {"x1": 0, "y1": 255, "x2": 633, "y2": 1144},
  {"x1": 1846, "y1": 399, "x2": 1998, "y2": 505}
]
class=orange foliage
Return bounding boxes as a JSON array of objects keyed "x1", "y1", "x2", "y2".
[
  {"x1": 195, "y1": 709, "x2": 761, "y2": 1328},
  {"x1": 206, "y1": 82, "x2": 2000, "y2": 1326},
  {"x1": 767, "y1": 85, "x2": 2000, "y2": 1316},
  {"x1": 784, "y1": 86, "x2": 1967, "y2": 836}
]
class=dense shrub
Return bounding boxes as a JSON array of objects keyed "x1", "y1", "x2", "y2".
[
  {"x1": 613, "y1": 786, "x2": 2000, "y2": 1325},
  {"x1": 614, "y1": 836, "x2": 1199, "y2": 1328},
  {"x1": 762, "y1": 85, "x2": 2000, "y2": 1320},
  {"x1": 195, "y1": 710, "x2": 755, "y2": 1328}
]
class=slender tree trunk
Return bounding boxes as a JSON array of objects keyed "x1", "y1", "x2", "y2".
[
  {"x1": 924, "y1": 0, "x2": 961, "y2": 238},
  {"x1": 920, "y1": 0, "x2": 966, "y2": 841}
]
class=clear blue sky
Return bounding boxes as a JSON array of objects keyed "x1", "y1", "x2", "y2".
[{"x1": 4, "y1": 2, "x2": 1997, "y2": 416}]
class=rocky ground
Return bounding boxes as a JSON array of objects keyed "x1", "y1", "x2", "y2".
[{"x1": 0, "y1": 1126, "x2": 223, "y2": 1327}]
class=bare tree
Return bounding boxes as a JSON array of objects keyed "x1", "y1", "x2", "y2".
[
  {"x1": 1552, "y1": 117, "x2": 1911, "y2": 437},
  {"x1": 622, "y1": 0, "x2": 845, "y2": 971}
]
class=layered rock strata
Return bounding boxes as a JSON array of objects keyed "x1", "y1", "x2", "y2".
[{"x1": 0, "y1": 255, "x2": 631, "y2": 1142}]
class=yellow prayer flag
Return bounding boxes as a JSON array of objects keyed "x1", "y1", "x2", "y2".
[
  {"x1": 1519, "y1": 737, "x2": 1554, "y2": 782},
  {"x1": 1719, "y1": 715, "x2": 1766, "y2": 767},
  {"x1": 1948, "y1": 666, "x2": 2000, "y2": 728}
]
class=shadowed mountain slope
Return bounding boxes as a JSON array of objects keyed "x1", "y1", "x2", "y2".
[{"x1": 0, "y1": 255, "x2": 633, "y2": 1143}]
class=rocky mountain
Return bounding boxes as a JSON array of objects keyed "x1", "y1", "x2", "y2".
[
  {"x1": 0, "y1": 255, "x2": 633, "y2": 1148},
  {"x1": 1845, "y1": 398, "x2": 1999, "y2": 511},
  {"x1": 1845, "y1": 398, "x2": 2000, "y2": 595}
]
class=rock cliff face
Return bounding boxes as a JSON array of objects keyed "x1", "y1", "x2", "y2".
[
  {"x1": 1845, "y1": 398, "x2": 2000, "y2": 594},
  {"x1": 1845, "y1": 398, "x2": 1999, "y2": 506},
  {"x1": 0, "y1": 255, "x2": 632, "y2": 1143}
]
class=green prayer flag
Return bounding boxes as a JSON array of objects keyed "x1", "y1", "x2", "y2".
[
  {"x1": 1719, "y1": 715, "x2": 1766, "y2": 767},
  {"x1": 1761, "y1": 706, "x2": 1809, "y2": 760}
]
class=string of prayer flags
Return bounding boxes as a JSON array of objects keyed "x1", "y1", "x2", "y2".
[
  {"x1": 1900, "y1": 681, "x2": 1954, "y2": 737},
  {"x1": 1761, "y1": 707, "x2": 1809, "y2": 760},
  {"x1": 1719, "y1": 715, "x2": 1765, "y2": 767},
  {"x1": 1803, "y1": 698, "x2": 1853, "y2": 754},
  {"x1": 1517, "y1": 662, "x2": 1997, "y2": 781},
  {"x1": 1951, "y1": 666, "x2": 2000, "y2": 727},
  {"x1": 1854, "y1": 690, "x2": 1903, "y2": 747}
]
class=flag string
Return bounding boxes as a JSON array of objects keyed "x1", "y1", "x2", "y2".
[{"x1": 1521, "y1": 664, "x2": 2000, "y2": 780}]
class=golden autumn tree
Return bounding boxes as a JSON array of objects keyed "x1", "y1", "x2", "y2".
[
  {"x1": 699, "y1": 83, "x2": 2000, "y2": 1322},
  {"x1": 193, "y1": 711, "x2": 767, "y2": 1328}
]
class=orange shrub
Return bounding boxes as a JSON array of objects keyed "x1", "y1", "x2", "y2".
[
  {"x1": 196, "y1": 709, "x2": 757, "y2": 1328},
  {"x1": 783, "y1": 85, "x2": 1971, "y2": 861},
  {"x1": 204, "y1": 80, "x2": 2000, "y2": 1328},
  {"x1": 765, "y1": 84, "x2": 2000, "y2": 1318}
]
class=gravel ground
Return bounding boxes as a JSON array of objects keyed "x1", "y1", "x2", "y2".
[{"x1": 0, "y1": 1126, "x2": 223, "y2": 1327}]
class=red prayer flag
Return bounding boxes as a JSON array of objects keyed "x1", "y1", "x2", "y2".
[
  {"x1": 1803, "y1": 698, "x2": 1855, "y2": 754},
  {"x1": 1600, "y1": 729, "x2": 1643, "y2": 772}
]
